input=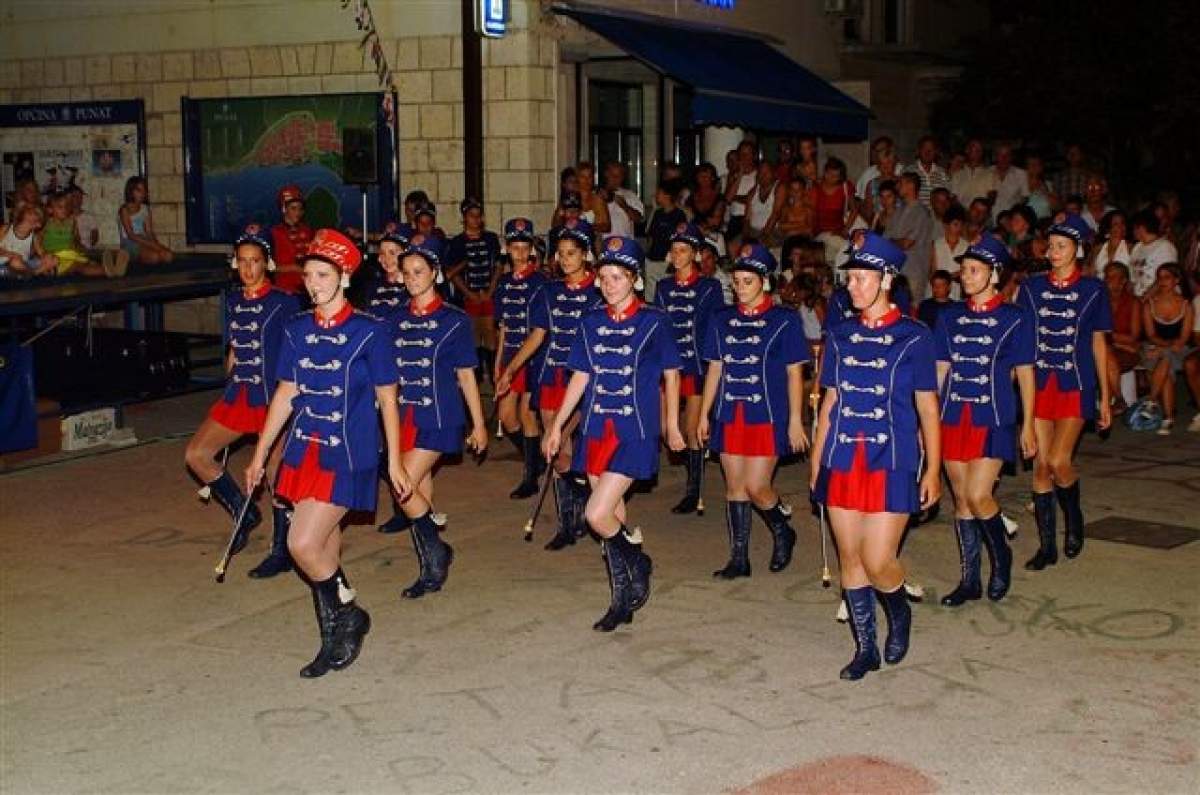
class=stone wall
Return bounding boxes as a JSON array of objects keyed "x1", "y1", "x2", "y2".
[{"x1": 0, "y1": 28, "x2": 558, "y2": 251}]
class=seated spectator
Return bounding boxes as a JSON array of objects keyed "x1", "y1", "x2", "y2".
[
  {"x1": 1063, "y1": 194, "x2": 1084, "y2": 217},
  {"x1": 698, "y1": 231, "x2": 733, "y2": 305},
  {"x1": 933, "y1": 205, "x2": 968, "y2": 298},
  {"x1": 9, "y1": 178, "x2": 42, "y2": 224},
  {"x1": 887, "y1": 172, "x2": 936, "y2": 300},
  {"x1": 1024, "y1": 153, "x2": 1058, "y2": 220},
  {"x1": 869, "y1": 179, "x2": 900, "y2": 234},
  {"x1": 949, "y1": 138, "x2": 993, "y2": 208},
  {"x1": 1104, "y1": 262, "x2": 1142, "y2": 413},
  {"x1": 774, "y1": 139, "x2": 797, "y2": 185},
  {"x1": 811, "y1": 156, "x2": 856, "y2": 242},
  {"x1": 686, "y1": 162, "x2": 725, "y2": 233},
  {"x1": 1092, "y1": 209, "x2": 1131, "y2": 275},
  {"x1": 1080, "y1": 175, "x2": 1116, "y2": 233},
  {"x1": 573, "y1": 161, "x2": 611, "y2": 234},
  {"x1": 68, "y1": 186, "x2": 99, "y2": 251},
  {"x1": 118, "y1": 177, "x2": 173, "y2": 267},
  {"x1": 1129, "y1": 208, "x2": 1179, "y2": 297},
  {"x1": 746, "y1": 160, "x2": 783, "y2": 244},
  {"x1": 598, "y1": 161, "x2": 644, "y2": 239},
  {"x1": 1184, "y1": 273, "x2": 1200, "y2": 432},
  {"x1": 918, "y1": 270, "x2": 955, "y2": 329},
  {"x1": 966, "y1": 197, "x2": 992, "y2": 240},
  {"x1": 40, "y1": 192, "x2": 107, "y2": 277},
  {"x1": 776, "y1": 176, "x2": 815, "y2": 239},
  {"x1": 990, "y1": 143, "x2": 1029, "y2": 215},
  {"x1": 1140, "y1": 264, "x2": 1193, "y2": 434},
  {"x1": 859, "y1": 140, "x2": 904, "y2": 221},
  {"x1": 929, "y1": 187, "x2": 953, "y2": 229},
  {"x1": 1006, "y1": 205, "x2": 1039, "y2": 266},
  {"x1": 0, "y1": 205, "x2": 50, "y2": 278}
]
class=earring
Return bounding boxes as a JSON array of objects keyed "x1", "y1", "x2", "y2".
[
  {"x1": 266, "y1": 257, "x2": 277, "y2": 272},
  {"x1": 881, "y1": 274, "x2": 894, "y2": 292},
  {"x1": 340, "y1": 273, "x2": 351, "y2": 290},
  {"x1": 436, "y1": 269, "x2": 444, "y2": 284},
  {"x1": 228, "y1": 256, "x2": 237, "y2": 270},
  {"x1": 762, "y1": 275, "x2": 772, "y2": 293},
  {"x1": 989, "y1": 269, "x2": 1000, "y2": 286},
  {"x1": 634, "y1": 275, "x2": 644, "y2": 292}
]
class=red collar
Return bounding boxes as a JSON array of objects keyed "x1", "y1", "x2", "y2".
[
  {"x1": 314, "y1": 302, "x2": 353, "y2": 329},
  {"x1": 1049, "y1": 267, "x2": 1082, "y2": 289},
  {"x1": 512, "y1": 262, "x2": 536, "y2": 280},
  {"x1": 606, "y1": 298, "x2": 642, "y2": 322},
  {"x1": 243, "y1": 282, "x2": 271, "y2": 300},
  {"x1": 410, "y1": 294, "x2": 444, "y2": 317},
  {"x1": 565, "y1": 273, "x2": 595, "y2": 290},
  {"x1": 737, "y1": 295, "x2": 773, "y2": 317},
  {"x1": 968, "y1": 293, "x2": 1004, "y2": 313},
  {"x1": 861, "y1": 305, "x2": 902, "y2": 329},
  {"x1": 674, "y1": 269, "x2": 700, "y2": 287}
]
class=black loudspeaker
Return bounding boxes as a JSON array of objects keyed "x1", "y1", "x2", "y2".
[{"x1": 342, "y1": 127, "x2": 378, "y2": 184}]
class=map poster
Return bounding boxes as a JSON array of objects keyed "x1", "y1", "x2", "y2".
[
  {"x1": 0, "y1": 100, "x2": 145, "y2": 240},
  {"x1": 182, "y1": 92, "x2": 398, "y2": 245}
]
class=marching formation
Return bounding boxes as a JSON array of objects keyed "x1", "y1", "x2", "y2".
[{"x1": 185, "y1": 189, "x2": 1113, "y2": 682}]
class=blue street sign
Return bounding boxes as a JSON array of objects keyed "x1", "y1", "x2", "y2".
[{"x1": 479, "y1": 0, "x2": 508, "y2": 38}]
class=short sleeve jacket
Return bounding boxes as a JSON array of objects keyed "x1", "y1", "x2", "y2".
[
  {"x1": 527, "y1": 276, "x2": 603, "y2": 385},
  {"x1": 934, "y1": 297, "x2": 1035, "y2": 428},
  {"x1": 653, "y1": 273, "x2": 725, "y2": 379},
  {"x1": 224, "y1": 286, "x2": 299, "y2": 408},
  {"x1": 446, "y1": 231, "x2": 502, "y2": 293},
  {"x1": 819, "y1": 309, "x2": 938, "y2": 473},
  {"x1": 702, "y1": 300, "x2": 809, "y2": 426},
  {"x1": 567, "y1": 303, "x2": 682, "y2": 441},
  {"x1": 391, "y1": 298, "x2": 476, "y2": 430},
  {"x1": 1016, "y1": 270, "x2": 1113, "y2": 419},
  {"x1": 493, "y1": 267, "x2": 549, "y2": 368},
  {"x1": 276, "y1": 307, "x2": 398, "y2": 473}
]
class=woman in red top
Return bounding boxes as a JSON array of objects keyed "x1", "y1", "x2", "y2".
[
  {"x1": 810, "y1": 157, "x2": 856, "y2": 238},
  {"x1": 270, "y1": 185, "x2": 314, "y2": 295},
  {"x1": 1102, "y1": 262, "x2": 1141, "y2": 413}
]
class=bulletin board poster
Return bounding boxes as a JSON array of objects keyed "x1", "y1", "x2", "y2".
[
  {"x1": 0, "y1": 100, "x2": 145, "y2": 246},
  {"x1": 181, "y1": 92, "x2": 398, "y2": 245}
]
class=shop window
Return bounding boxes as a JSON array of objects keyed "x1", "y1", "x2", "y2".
[
  {"x1": 672, "y1": 86, "x2": 703, "y2": 178},
  {"x1": 588, "y1": 80, "x2": 644, "y2": 196}
]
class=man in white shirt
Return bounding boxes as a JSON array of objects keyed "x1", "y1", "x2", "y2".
[
  {"x1": 989, "y1": 143, "x2": 1028, "y2": 215},
  {"x1": 908, "y1": 135, "x2": 950, "y2": 208},
  {"x1": 855, "y1": 135, "x2": 906, "y2": 198},
  {"x1": 1129, "y1": 209, "x2": 1179, "y2": 297},
  {"x1": 1080, "y1": 176, "x2": 1115, "y2": 232},
  {"x1": 599, "y1": 161, "x2": 644, "y2": 240},
  {"x1": 949, "y1": 139, "x2": 994, "y2": 207}
]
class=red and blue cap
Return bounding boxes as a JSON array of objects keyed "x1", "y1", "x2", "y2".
[
  {"x1": 839, "y1": 231, "x2": 905, "y2": 274},
  {"x1": 459, "y1": 197, "x2": 483, "y2": 215},
  {"x1": 414, "y1": 200, "x2": 437, "y2": 221},
  {"x1": 277, "y1": 184, "x2": 304, "y2": 210},
  {"x1": 306, "y1": 228, "x2": 363, "y2": 276},
  {"x1": 956, "y1": 235, "x2": 1011, "y2": 270},
  {"x1": 234, "y1": 223, "x2": 272, "y2": 257},
  {"x1": 598, "y1": 235, "x2": 645, "y2": 273},
  {"x1": 669, "y1": 222, "x2": 705, "y2": 250},
  {"x1": 504, "y1": 217, "x2": 536, "y2": 243},
  {"x1": 560, "y1": 191, "x2": 582, "y2": 211},
  {"x1": 732, "y1": 242, "x2": 778, "y2": 277}
]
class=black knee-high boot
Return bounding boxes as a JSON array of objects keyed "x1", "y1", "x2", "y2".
[
  {"x1": 375, "y1": 455, "x2": 412, "y2": 533},
  {"x1": 617, "y1": 528, "x2": 652, "y2": 612},
  {"x1": 978, "y1": 512, "x2": 1012, "y2": 600},
  {"x1": 510, "y1": 435, "x2": 542, "y2": 499},
  {"x1": 714, "y1": 501, "x2": 752, "y2": 578},
  {"x1": 594, "y1": 535, "x2": 634, "y2": 631},
  {"x1": 876, "y1": 586, "x2": 912, "y2": 665},
  {"x1": 248, "y1": 502, "x2": 293, "y2": 578},
  {"x1": 756, "y1": 500, "x2": 797, "y2": 572},
  {"x1": 840, "y1": 587, "x2": 881, "y2": 681},
  {"x1": 670, "y1": 449, "x2": 704, "y2": 514},
  {"x1": 301, "y1": 568, "x2": 370, "y2": 678},
  {"x1": 206, "y1": 471, "x2": 262, "y2": 554},
  {"x1": 1025, "y1": 491, "x2": 1058, "y2": 570},
  {"x1": 545, "y1": 475, "x2": 577, "y2": 550},
  {"x1": 401, "y1": 512, "x2": 455, "y2": 599},
  {"x1": 941, "y1": 518, "x2": 983, "y2": 606},
  {"x1": 1056, "y1": 481, "x2": 1085, "y2": 558}
]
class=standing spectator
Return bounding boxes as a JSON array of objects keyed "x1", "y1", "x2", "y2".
[
  {"x1": 698, "y1": 231, "x2": 733, "y2": 305},
  {"x1": 1024, "y1": 153, "x2": 1058, "y2": 220},
  {"x1": 918, "y1": 269, "x2": 955, "y2": 329},
  {"x1": 1054, "y1": 143, "x2": 1090, "y2": 202},
  {"x1": 1129, "y1": 209, "x2": 1178, "y2": 297},
  {"x1": 1140, "y1": 264, "x2": 1193, "y2": 434},
  {"x1": 1103, "y1": 262, "x2": 1141, "y2": 414},
  {"x1": 869, "y1": 179, "x2": 900, "y2": 234},
  {"x1": 1185, "y1": 278, "x2": 1200, "y2": 431},
  {"x1": 949, "y1": 138, "x2": 994, "y2": 208},
  {"x1": 908, "y1": 135, "x2": 950, "y2": 207},
  {"x1": 933, "y1": 205, "x2": 969, "y2": 297},
  {"x1": 270, "y1": 184, "x2": 313, "y2": 294},
  {"x1": 1080, "y1": 176, "x2": 1115, "y2": 233},
  {"x1": 599, "y1": 161, "x2": 644, "y2": 240},
  {"x1": 644, "y1": 179, "x2": 688, "y2": 301},
  {"x1": 887, "y1": 172, "x2": 936, "y2": 300},
  {"x1": 859, "y1": 143, "x2": 904, "y2": 221},
  {"x1": 724, "y1": 141, "x2": 759, "y2": 242},
  {"x1": 445, "y1": 198, "x2": 503, "y2": 384},
  {"x1": 990, "y1": 144, "x2": 1029, "y2": 216},
  {"x1": 1091, "y1": 210, "x2": 1131, "y2": 274},
  {"x1": 687, "y1": 162, "x2": 725, "y2": 233},
  {"x1": 574, "y1": 162, "x2": 611, "y2": 235},
  {"x1": 929, "y1": 187, "x2": 953, "y2": 231},
  {"x1": 797, "y1": 136, "x2": 819, "y2": 176}
]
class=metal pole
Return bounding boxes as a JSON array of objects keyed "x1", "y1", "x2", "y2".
[{"x1": 462, "y1": 0, "x2": 484, "y2": 201}]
